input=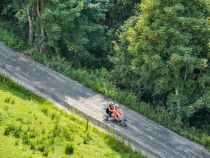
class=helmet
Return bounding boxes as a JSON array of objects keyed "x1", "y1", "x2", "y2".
[
  {"x1": 115, "y1": 104, "x2": 119, "y2": 108},
  {"x1": 109, "y1": 102, "x2": 114, "y2": 108},
  {"x1": 109, "y1": 102, "x2": 113, "y2": 106}
]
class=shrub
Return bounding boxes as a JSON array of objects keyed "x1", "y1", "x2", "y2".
[
  {"x1": 0, "y1": 21, "x2": 27, "y2": 51},
  {"x1": 4, "y1": 97, "x2": 11, "y2": 103},
  {"x1": 65, "y1": 144, "x2": 74, "y2": 155},
  {"x1": 15, "y1": 140, "x2": 19, "y2": 146},
  {"x1": 11, "y1": 99, "x2": 15, "y2": 104},
  {"x1": 30, "y1": 140, "x2": 36, "y2": 150},
  {"x1": 0, "y1": 112, "x2": 4, "y2": 122},
  {"x1": 4, "y1": 123, "x2": 22, "y2": 138},
  {"x1": 41, "y1": 107, "x2": 49, "y2": 115},
  {"x1": 43, "y1": 148, "x2": 49, "y2": 157},
  {"x1": 22, "y1": 134, "x2": 30, "y2": 145},
  {"x1": 83, "y1": 133, "x2": 92, "y2": 144}
]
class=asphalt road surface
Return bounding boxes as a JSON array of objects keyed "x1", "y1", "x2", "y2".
[{"x1": 0, "y1": 42, "x2": 210, "y2": 158}]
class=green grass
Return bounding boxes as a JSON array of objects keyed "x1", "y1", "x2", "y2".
[
  {"x1": 0, "y1": 75, "x2": 145, "y2": 158},
  {"x1": 0, "y1": 20, "x2": 209, "y2": 151}
]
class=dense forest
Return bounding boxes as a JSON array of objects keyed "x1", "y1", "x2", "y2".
[{"x1": 0, "y1": 0, "x2": 209, "y2": 149}]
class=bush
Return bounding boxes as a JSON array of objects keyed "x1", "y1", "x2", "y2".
[
  {"x1": 41, "y1": 107, "x2": 49, "y2": 115},
  {"x1": 43, "y1": 148, "x2": 50, "y2": 157},
  {"x1": 31, "y1": 53, "x2": 72, "y2": 75},
  {"x1": 4, "y1": 123, "x2": 22, "y2": 138},
  {"x1": 83, "y1": 133, "x2": 92, "y2": 144},
  {"x1": 4, "y1": 97, "x2": 11, "y2": 103},
  {"x1": 0, "y1": 112, "x2": 4, "y2": 122},
  {"x1": 65, "y1": 144, "x2": 74, "y2": 155},
  {"x1": 0, "y1": 21, "x2": 27, "y2": 51},
  {"x1": 22, "y1": 134, "x2": 30, "y2": 145}
]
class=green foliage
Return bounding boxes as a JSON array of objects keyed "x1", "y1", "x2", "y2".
[
  {"x1": 112, "y1": 0, "x2": 210, "y2": 125},
  {"x1": 105, "y1": 0, "x2": 140, "y2": 26},
  {"x1": 0, "y1": 20, "x2": 27, "y2": 51},
  {"x1": 83, "y1": 133, "x2": 92, "y2": 144},
  {"x1": 24, "y1": 50, "x2": 73, "y2": 75},
  {"x1": 1, "y1": 0, "x2": 114, "y2": 68},
  {"x1": 65, "y1": 144, "x2": 74, "y2": 155}
]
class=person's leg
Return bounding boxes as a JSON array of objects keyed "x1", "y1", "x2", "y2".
[
  {"x1": 108, "y1": 111, "x2": 113, "y2": 118},
  {"x1": 115, "y1": 114, "x2": 121, "y2": 122},
  {"x1": 118, "y1": 114, "x2": 124, "y2": 123},
  {"x1": 106, "y1": 108, "x2": 110, "y2": 114},
  {"x1": 111, "y1": 113, "x2": 119, "y2": 121},
  {"x1": 106, "y1": 108, "x2": 113, "y2": 117},
  {"x1": 118, "y1": 116, "x2": 122, "y2": 122}
]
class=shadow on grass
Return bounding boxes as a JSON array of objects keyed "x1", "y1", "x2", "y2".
[
  {"x1": 105, "y1": 136, "x2": 147, "y2": 158},
  {"x1": 0, "y1": 74, "x2": 45, "y2": 103}
]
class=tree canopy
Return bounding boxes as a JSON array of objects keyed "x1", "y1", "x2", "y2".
[{"x1": 112, "y1": 0, "x2": 209, "y2": 124}]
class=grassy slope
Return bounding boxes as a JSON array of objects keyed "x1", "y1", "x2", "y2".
[
  {"x1": 0, "y1": 75, "x2": 145, "y2": 158},
  {"x1": 0, "y1": 20, "x2": 209, "y2": 151}
]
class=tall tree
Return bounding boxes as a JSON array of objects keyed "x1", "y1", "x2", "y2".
[
  {"x1": 113, "y1": 0, "x2": 209, "y2": 124},
  {"x1": 1, "y1": 0, "x2": 113, "y2": 68}
]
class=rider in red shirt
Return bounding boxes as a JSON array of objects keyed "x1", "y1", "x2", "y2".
[
  {"x1": 107, "y1": 103, "x2": 123, "y2": 122},
  {"x1": 113, "y1": 105, "x2": 123, "y2": 122}
]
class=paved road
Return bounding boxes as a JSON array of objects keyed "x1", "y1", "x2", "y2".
[{"x1": 0, "y1": 42, "x2": 210, "y2": 158}]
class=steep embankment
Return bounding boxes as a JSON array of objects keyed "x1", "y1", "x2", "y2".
[{"x1": 0, "y1": 75, "x2": 143, "y2": 158}]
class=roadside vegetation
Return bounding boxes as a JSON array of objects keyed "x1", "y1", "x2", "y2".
[
  {"x1": 0, "y1": 75, "x2": 145, "y2": 158},
  {"x1": 0, "y1": 0, "x2": 209, "y2": 151}
]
